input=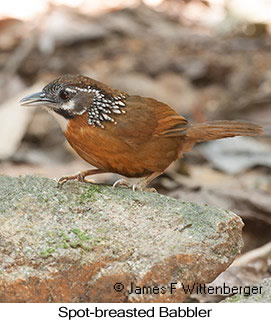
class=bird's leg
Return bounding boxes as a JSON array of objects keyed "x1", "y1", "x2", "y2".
[
  {"x1": 57, "y1": 169, "x2": 107, "y2": 188},
  {"x1": 113, "y1": 172, "x2": 162, "y2": 192},
  {"x1": 133, "y1": 172, "x2": 162, "y2": 192}
]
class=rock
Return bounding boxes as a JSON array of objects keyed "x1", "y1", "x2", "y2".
[
  {"x1": 109, "y1": 72, "x2": 198, "y2": 116},
  {"x1": 0, "y1": 83, "x2": 44, "y2": 160},
  {"x1": 173, "y1": 57, "x2": 208, "y2": 82},
  {"x1": 0, "y1": 175, "x2": 243, "y2": 302},
  {"x1": 39, "y1": 9, "x2": 107, "y2": 54},
  {"x1": 200, "y1": 137, "x2": 271, "y2": 174},
  {"x1": 223, "y1": 278, "x2": 271, "y2": 303}
]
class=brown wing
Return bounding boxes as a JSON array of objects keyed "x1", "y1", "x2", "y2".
[
  {"x1": 113, "y1": 96, "x2": 188, "y2": 143},
  {"x1": 143, "y1": 97, "x2": 188, "y2": 137}
]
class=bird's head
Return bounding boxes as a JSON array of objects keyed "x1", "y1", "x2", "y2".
[
  {"x1": 20, "y1": 74, "x2": 127, "y2": 129},
  {"x1": 20, "y1": 74, "x2": 97, "y2": 119}
]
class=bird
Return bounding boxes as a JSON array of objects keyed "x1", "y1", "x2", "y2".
[{"x1": 20, "y1": 74, "x2": 263, "y2": 191}]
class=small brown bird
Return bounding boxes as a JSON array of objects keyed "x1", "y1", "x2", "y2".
[{"x1": 20, "y1": 74, "x2": 263, "y2": 191}]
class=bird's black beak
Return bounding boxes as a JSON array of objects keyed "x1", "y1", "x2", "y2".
[{"x1": 20, "y1": 92, "x2": 54, "y2": 106}]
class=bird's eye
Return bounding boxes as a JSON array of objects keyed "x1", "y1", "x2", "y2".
[{"x1": 59, "y1": 90, "x2": 70, "y2": 101}]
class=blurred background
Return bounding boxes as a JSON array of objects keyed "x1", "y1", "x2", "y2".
[{"x1": 0, "y1": 0, "x2": 271, "y2": 301}]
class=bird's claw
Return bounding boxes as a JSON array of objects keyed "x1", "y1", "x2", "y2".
[
  {"x1": 112, "y1": 179, "x2": 157, "y2": 193},
  {"x1": 112, "y1": 179, "x2": 131, "y2": 189},
  {"x1": 57, "y1": 172, "x2": 95, "y2": 188}
]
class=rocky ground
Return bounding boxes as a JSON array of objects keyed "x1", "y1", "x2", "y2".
[{"x1": 224, "y1": 278, "x2": 271, "y2": 303}]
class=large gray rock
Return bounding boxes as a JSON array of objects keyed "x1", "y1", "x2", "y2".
[{"x1": 0, "y1": 175, "x2": 243, "y2": 302}]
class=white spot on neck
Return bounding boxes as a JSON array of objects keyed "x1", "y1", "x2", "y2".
[
  {"x1": 62, "y1": 100, "x2": 75, "y2": 110},
  {"x1": 44, "y1": 107, "x2": 68, "y2": 131}
]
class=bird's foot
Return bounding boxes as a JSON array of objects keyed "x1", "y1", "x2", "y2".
[
  {"x1": 112, "y1": 179, "x2": 131, "y2": 189},
  {"x1": 134, "y1": 183, "x2": 157, "y2": 193},
  {"x1": 57, "y1": 171, "x2": 95, "y2": 188},
  {"x1": 112, "y1": 178, "x2": 157, "y2": 193}
]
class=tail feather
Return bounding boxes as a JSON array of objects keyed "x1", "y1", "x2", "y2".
[{"x1": 186, "y1": 120, "x2": 263, "y2": 142}]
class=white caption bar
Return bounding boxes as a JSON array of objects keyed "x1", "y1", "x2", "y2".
[{"x1": 1, "y1": 303, "x2": 269, "y2": 322}]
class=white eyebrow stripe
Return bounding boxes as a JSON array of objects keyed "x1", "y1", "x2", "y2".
[{"x1": 65, "y1": 88, "x2": 77, "y2": 93}]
